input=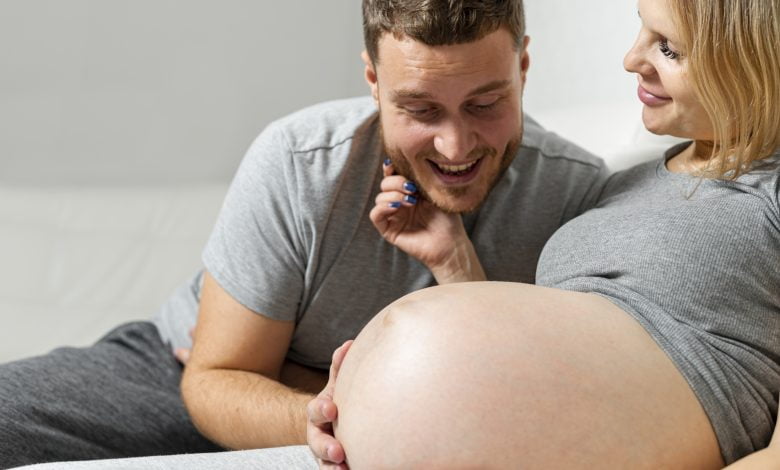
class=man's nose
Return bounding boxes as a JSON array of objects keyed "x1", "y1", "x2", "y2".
[{"x1": 433, "y1": 118, "x2": 478, "y2": 161}]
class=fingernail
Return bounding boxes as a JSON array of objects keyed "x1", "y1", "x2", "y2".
[
  {"x1": 389, "y1": 201, "x2": 402, "y2": 208},
  {"x1": 403, "y1": 181, "x2": 417, "y2": 193},
  {"x1": 404, "y1": 195, "x2": 417, "y2": 205},
  {"x1": 383, "y1": 158, "x2": 391, "y2": 166}
]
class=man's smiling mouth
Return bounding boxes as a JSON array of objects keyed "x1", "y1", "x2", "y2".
[{"x1": 429, "y1": 158, "x2": 482, "y2": 176}]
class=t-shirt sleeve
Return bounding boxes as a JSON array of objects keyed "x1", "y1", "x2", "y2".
[
  {"x1": 573, "y1": 160, "x2": 610, "y2": 217},
  {"x1": 202, "y1": 122, "x2": 307, "y2": 321}
]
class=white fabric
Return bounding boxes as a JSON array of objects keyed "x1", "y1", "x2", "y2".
[
  {"x1": 11, "y1": 446, "x2": 316, "y2": 470},
  {"x1": 0, "y1": 184, "x2": 227, "y2": 362}
]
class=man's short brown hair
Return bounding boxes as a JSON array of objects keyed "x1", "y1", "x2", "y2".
[{"x1": 363, "y1": 0, "x2": 526, "y2": 64}]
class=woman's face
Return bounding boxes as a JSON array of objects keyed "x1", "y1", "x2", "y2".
[{"x1": 623, "y1": 0, "x2": 713, "y2": 140}]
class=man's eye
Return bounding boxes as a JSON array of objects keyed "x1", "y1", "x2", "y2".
[
  {"x1": 468, "y1": 99, "x2": 500, "y2": 113},
  {"x1": 403, "y1": 106, "x2": 438, "y2": 119},
  {"x1": 471, "y1": 102, "x2": 497, "y2": 112}
]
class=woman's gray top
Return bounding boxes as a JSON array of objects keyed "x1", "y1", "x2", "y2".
[{"x1": 537, "y1": 143, "x2": 780, "y2": 464}]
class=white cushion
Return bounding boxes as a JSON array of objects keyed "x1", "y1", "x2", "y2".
[{"x1": 0, "y1": 184, "x2": 227, "y2": 362}]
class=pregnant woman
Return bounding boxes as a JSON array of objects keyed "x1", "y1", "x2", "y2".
[{"x1": 309, "y1": 0, "x2": 780, "y2": 468}]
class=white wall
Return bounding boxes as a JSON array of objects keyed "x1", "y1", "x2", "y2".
[
  {"x1": 0, "y1": 1, "x2": 366, "y2": 185},
  {"x1": 524, "y1": 0, "x2": 656, "y2": 163},
  {"x1": 0, "y1": 0, "x2": 652, "y2": 188}
]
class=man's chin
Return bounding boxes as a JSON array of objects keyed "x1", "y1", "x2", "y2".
[{"x1": 427, "y1": 191, "x2": 485, "y2": 214}]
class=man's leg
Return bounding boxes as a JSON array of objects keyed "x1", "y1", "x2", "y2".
[{"x1": 0, "y1": 322, "x2": 222, "y2": 469}]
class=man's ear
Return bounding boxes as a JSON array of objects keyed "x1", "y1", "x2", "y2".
[
  {"x1": 361, "y1": 50, "x2": 379, "y2": 103},
  {"x1": 520, "y1": 36, "x2": 531, "y2": 83}
]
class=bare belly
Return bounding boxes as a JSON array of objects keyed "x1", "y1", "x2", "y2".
[{"x1": 332, "y1": 282, "x2": 724, "y2": 470}]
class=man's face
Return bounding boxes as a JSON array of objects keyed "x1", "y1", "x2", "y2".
[{"x1": 365, "y1": 29, "x2": 530, "y2": 213}]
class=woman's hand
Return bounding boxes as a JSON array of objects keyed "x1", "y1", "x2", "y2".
[
  {"x1": 306, "y1": 341, "x2": 353, "y2": 470},
  {"x1": 369, "y1": 160, "x2": 486, "y2": 284}
]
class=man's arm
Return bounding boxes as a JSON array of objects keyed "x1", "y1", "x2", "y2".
[{"x1": 181, "y1": 271, "x2": 314, "y2": 449}]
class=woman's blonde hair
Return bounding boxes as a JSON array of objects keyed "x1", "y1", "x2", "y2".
[{"x1": 670, "y1": 0, "x2": 780, "y2": 178}]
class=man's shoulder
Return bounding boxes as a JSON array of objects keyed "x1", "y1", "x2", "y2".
[
  {"x1": 268, "y1": 96, "x2": 378, "y2": 153},
  {"x1": 519, "y1": 114, "x2": 604, "y2": 171}
]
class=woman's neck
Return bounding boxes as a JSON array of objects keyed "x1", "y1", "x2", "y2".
[{"x1": 666, "y1": 140, "x2": 715, "y2": 174}]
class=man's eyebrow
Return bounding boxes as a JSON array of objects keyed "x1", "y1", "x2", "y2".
[
  {"x1": 390, "y1": 80, "x2": 511, "y2": 102},
  {"x1": 391, "y1": 89, "x2": 433, "y2": 101},
  {"x1": 467, "y1": 80, "x2": 511, "y2": 97}
]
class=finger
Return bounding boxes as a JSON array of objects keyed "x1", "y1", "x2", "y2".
[
  {"x1": 381, "y1": 159, "x2": 418, "y2": 195},
  {"x1": 331, "y1": 340, "x2": 353, "y2": 377},
  {"x1": 374, "y1": 191, "x2": 417, "y2": 208},
  {"x1": 380, "y1": 175, "x2": 418, "y2": 195},
  {"x1": 315, "y1": 438, "x2": 347, "y2": 466},
  {"x1": 174, "y1": 348, "x2": 191, "y2": 364},
  {"x1": 307, "y1": 418, "x2": 345, "y2": 461},
  {"x1": 324, "y1": 340, "x2": 353, "y2": 396},
  {"x1": 369, "y1": 200, "x2": 405, "y2": 231},
  {"x1": 307, "y1": 396, "x2": 338, "y2": 425},
  {"x1": 383, "y1": 158, "x2": 394, "y2": 177}
]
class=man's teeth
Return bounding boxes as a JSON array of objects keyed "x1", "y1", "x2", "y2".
[{"x1": 436, "y1": 160, "x2": 478, "y2": 173}]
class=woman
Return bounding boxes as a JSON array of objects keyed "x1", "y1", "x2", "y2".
[{"x1": 309, "y1": 0, "x2": 780, "y2": 467}]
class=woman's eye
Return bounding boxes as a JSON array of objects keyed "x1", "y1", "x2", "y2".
[{"x1": 659, "y1": 39, "x2": 680, "y2": 60}]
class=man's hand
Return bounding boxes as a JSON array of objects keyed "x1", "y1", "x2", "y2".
[
  {"x1": 307, "y1": 340, "x2": 353, "y2": 470},
  {"x1": 173, "y1": 327, "x2": 196, "y2": 364},
  {"x1": 369, "y1": 160, "x2": 486, "y2": 283}
]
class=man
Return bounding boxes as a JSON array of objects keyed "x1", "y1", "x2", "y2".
[{"x1": 0, "y1": 0, "x2": 604, "y2": 468}]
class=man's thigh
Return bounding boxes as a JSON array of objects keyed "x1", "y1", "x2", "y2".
[
  {"x1": 10, "y1": 447, "x2": 316, "y2": 470},
  {"x1": 0, "y1": 322, "x2": 221, "y2": 468}
]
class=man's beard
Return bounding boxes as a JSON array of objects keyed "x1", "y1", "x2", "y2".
[{"x1": 380, "y1": 127, "x2": 522, "y2": 214}]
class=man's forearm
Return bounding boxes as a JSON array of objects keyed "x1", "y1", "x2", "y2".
[{"x1": 181, "y1": 367, "x2": 314, "y2": 450}]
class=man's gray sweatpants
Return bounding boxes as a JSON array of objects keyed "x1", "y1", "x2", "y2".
[{"x1": 0, "y1": 322, "x2": 222, "y2": 469}]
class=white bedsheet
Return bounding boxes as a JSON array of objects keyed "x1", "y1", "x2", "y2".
[{"x1": 0, "y1": 184, "x2": 227, "y2": 363}]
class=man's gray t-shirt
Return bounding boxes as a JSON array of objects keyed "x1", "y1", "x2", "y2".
[
  {"x1": 537, "y1": 143, "x2": 780, "y2": 463},
  {"x1": 155, "y1": 97, "x2": 606, "y2": 369}
]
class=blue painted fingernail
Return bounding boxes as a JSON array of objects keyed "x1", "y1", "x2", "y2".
[
  {"x1": 403, "y1": 181, "x2": 417, "y2": 193},
  {"x1": 389, "y1": 201, "x2": 402, "y2": 208},
  {"x1": 383, "y1": 158, "x2": 391, "y2": 166},
  {"x1": 404, "y1": 195, "x2": 417, "y2": 205}
]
